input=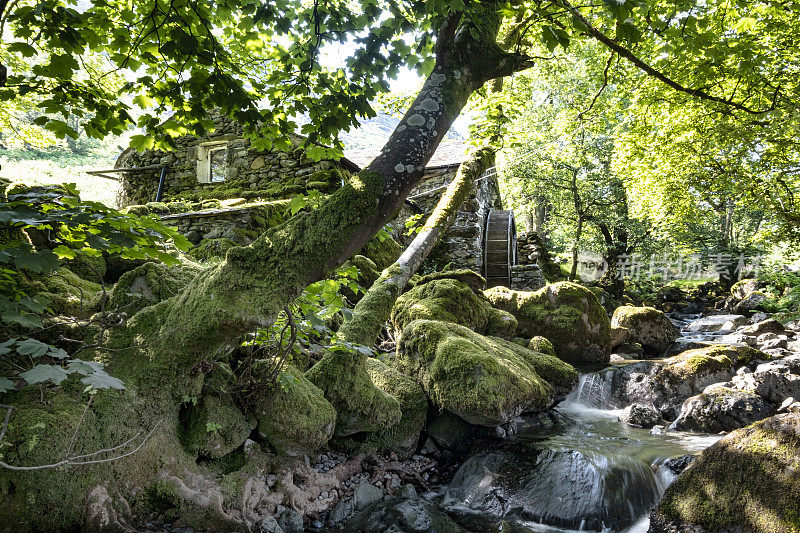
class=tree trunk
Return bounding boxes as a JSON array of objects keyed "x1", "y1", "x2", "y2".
[
  {"x1": 570, "y1": 217, "x2": 583, "y2": 281},
  {"x1": 335, "y1": 148, "x2": 494, "y2": 347},
  {"x1": 127, "y1": 4, "x2": 533, "y2": 435}
]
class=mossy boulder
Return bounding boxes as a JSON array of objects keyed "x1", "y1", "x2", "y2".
[
  {"x1": 587, "y1": 285, "x2": 620, "y2": 315},
  {"x1": 396, "y1": 319, "x2": 578, "y2": 426},
  {"x1": 359, "y1": 232, "x2": 403, "y2": 271},
  {"x1": 179, "y1": 394, "x2": 255, "y2": 459},
  {"x1": 483, "y1": 282, "x2": 611, "y2": 365},
  {"x1": 412, "y1": 269, "x2": 486, "y2": 293},
  {"x1": 391, "y1": 278, "x2": 492, "y2": 335},
  {"x1": 485, "y1": 307, "x2": 518, "y2": 339},
  {"x1": 669, "y1": 386, "x2": 775, "y2": 433},
  {"x1": 528, "y1": 336, "x2": 556, "y2": 357},
  {"x1": 25, "y1": 267, "x2": 103, "y2": 318},
  {"x1": 188, "y1": 238, "x2": 238, "y2": 261},
  {"x1": 108, "y1": 261, "x2": 202, "y2": 316},
  {"x1": 363, "y1": 357, "x2": 428, "y2": 458},
  {"x1": 610, "y1": 306, "x2": 678, "y2": 356},
  {"x1": 66, "y1": 251, "x2": 107, "y2": 282},
  {"x1": 651, "y1": 413, "x2": 800, "y2": 533},
  {"x1": 255, "y1": 367, "x2": 337, "y2": 455}
]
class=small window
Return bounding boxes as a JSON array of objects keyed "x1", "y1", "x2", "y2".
[{"x1": 197, "y1": 141, "x2": 228, "y2": 183}]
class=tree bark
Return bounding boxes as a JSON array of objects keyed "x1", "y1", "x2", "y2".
[
  {"x1": 335, "y1": 147, "x2": 495, "y2": 347},
  {"x1": 569, "y1": 216, "x2": 583, "y2": 281}
]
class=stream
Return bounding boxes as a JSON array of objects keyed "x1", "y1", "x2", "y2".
[{"x1": 437, "y1": 317, "x2": 723, "y2": 532}]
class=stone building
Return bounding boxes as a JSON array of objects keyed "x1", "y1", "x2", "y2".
[{"x1": 113, "y1": 117, "x2": 542, "y2": 289}]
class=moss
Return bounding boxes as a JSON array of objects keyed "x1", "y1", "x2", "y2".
[
  {"x1": 363, "y1": 357, "x2": 427, "y2": 459},
  {"x1": 108, "y1": 261, "x2": 202, "y2": 316},
  {"x1": 66, "y1": 250, "x2": 107, "y2": 282},
  {"x1": 306, "y1": 350, "x2": 401, "y2": 437},
  {"x1": 396, "y1": 319, "x2": 577, "y2": 426},
  {"x1": 188, "y1": 238, "x2": 238, "y2": 261},
  {"x1": 24, "y1": 267, "x2": 103, "y2": 318},
  {"x1": 411, "y1": 269, "x2": 486, "y2": 293},
  {"x1": 337, "y1": 263, "x2": 407, "y2": 347},
  {"x1": 253, "y1": 366, "x2": 336, "y2": 455},
  {"x1": 528, "y1": 336, "x2": 556, "y2": 357},
  {"x1": 348, "y1": 255, "x2": 380, "y2": 291},
  {"x1": 660, "y1": 345, "x2": 765, "y2": 382},
  {"x1": 653, "y1": 413, "x2": 800, "y2": 532},
  {"x1": 484, "y1": 282, "x2": 611, "y2": 365},
  {"x1": 358, "y1": 232, "x2": 403, "y2": 271},
  {"x1": 610, "y1": 305, "x2": 678, "y2": 355},
  {"x1": 485, "y1": 307, "x2": 518, "y2": 339},
  {"x1": 391, "y1": 278, "x2": 492, "y2": 335},
  {"x1": 178, "y1": 394, "x2": 254, "y2": 459}
]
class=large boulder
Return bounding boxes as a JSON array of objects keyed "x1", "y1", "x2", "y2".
[
  {"x1": 179, "y1": 394, "x2": 255, "y2": 459},
  {"x1": 484, "y1": 282, "x2": 611, "y2": 365},
  {"x1": 362, "y1": 357, "x2": 427, "y2": 459},
  {"x1": 396, "y1": 320, "x2": 578, "y2": 426},
  {"x1": 735, "y1": 290, "x2": 771, "y2": 313},
  {"x1": 651, "y1": 413, "x2": 800, "y2": 533},
  {"x1": 391, "y1": 278, "x2": 491, "y2": 335},
  {"x1": 731, "y1": 355, "x2": 800, "y2": 404},
  {"x1": 255, "y1": 367, "x2": 337, "y2": 455},
  {"x1": 670, "y1": 386, "x2": 775, "y2": 433},
  {"x1": 610, "y1": 306, "x2": 678, "y2": 356},
  {"x1": 345, "y1": 493, "x2": 463, "y2": 532}
]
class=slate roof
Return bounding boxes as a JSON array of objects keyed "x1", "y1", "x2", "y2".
[{"x1": 344, "y1": 141, "x2": 468, "y2": 171}]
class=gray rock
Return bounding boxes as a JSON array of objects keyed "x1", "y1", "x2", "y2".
[
  {"x1": 327, "y1": 499, "x2": 354, "y2": 527},
  {"x1": 731, "y1": 356, "x2": 800, "y2": 404},
  {"x1": 734, "y1": 291, "x2": 769, "y2": 312},
  {"x1": 670, "y1": 387, "x2": 775, "y2": 433},
  {"x1": 619, "y1": 403, "x2": 662, "y2": 428},
  {"x1": 259, "y1": 516, "x2": 285, "y2": 533},
  {"x1": 741, "y1": 318, "x2": 785, "y2": 337},
  {"x1": 353, "y1": 483, "x2": 383, "y2": 510},
  {"x1": 345, "y1": 495, "x2": 463, "y2": 532},
  {"x1": 685, "y1": 314, "x2": 748, "y2": 333},
  {"x1": 278, "y1": 509, "x2": 303, "y2": 533},
  {"x1": 400, "y1": 484, "x2": 417, "y2": 499}
]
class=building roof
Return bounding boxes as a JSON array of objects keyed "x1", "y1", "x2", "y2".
[{"x1": 344, "y1": 141, "x2": 468, "y2": 171}]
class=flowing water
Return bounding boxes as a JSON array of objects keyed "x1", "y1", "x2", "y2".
[{"x1": 441, "y1": 323, "x2": 723, "y2": 532}]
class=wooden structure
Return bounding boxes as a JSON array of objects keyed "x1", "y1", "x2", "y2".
[{"x1": 484, "y1": 209, "x2": 517, "y2": 288}]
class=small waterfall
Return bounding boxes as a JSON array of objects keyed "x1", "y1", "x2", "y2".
[{"x1": 565, "y1": 373, "x2": 612, "y2": 408}]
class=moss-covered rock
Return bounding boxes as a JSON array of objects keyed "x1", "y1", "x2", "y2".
[
  {"x1": 358, "y1": 232, "x2": 403, "y2": 271},
  {"x1": 651, "y1": 413, "x2": 800, "y2": 533},
  {"x1": 483, "y1": 282, "x2": 611, "y2": 365},
  {"x1": 255, "y1": 367, "x2": 336, "y2": 455},
  {"x1": 426, "y1": 410, "x2": 472, "y2": 450},
  {"x1": 610, "y1": 306, "x2": 678, "y2": 356},
  {"x1": 348, "y1": 255, "x2": 380, "y2": 291},
  {"x1": 587, "y1": 285, "x2": 620, "y2": 316},
  {"x1": 485, "y1": 307, "x2": 518, "y2": 339},
  {"x1": 188, "y1": 238, "x2": 238, "y2": 261},
  {"x1": 396, "y1": 319, "x2": 578, "y2": 426},
  {"x1": 25, "y1": 267, "x2": 103, "y2": 318},
  {"x1": 66, "y1": 251, "x2": 108, "y2": 282},
  {"x1": 108, "y1": 261, "x2": 202, "y2": 316},
  {"x1": 411, "y1": 269, "x2": 486, "y2": 293},
  {"x1": 363, "y1": 357, "x2": 427, "y2": 458},
  {"x1": 527, "y1": 336, "x2": 556, "y2": 357},
  {"x1": 179, "y1": 394, "x2": 254, "y2": 459},
  {"x1": 391, "y1": 278, "x2": 492, "y2": 335}
]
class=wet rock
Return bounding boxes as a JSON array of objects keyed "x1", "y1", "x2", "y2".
[
  {"x1": 426, "y1": 410, "x2": 471, "y2": 450},
  {"x1": 611, "y1": 306, "x2": 679, "y2": 356},
  {"x1": 353, "y1": 483, "x2": 383, "y2": 510},
  {"x1": 259, "y1": 516, "x2": 285, "y2": 533},
  {"x1": 327, "y1": 499, "x2": 354, "y2": 527},
  {"x1": 345, "y1": 494, "x2": 463, "y2": 532},
  {"x1": 685, "y1": 314, "x2": 748, "y2": 333},
  {"x1": 661, "y1": 454, "x2": 696, "y2": 475},
  {"x1": 651, "y1": 413, "x2": 800, "y2": 532},
  {"x1": 730, "y1": 355, "x2": 800, "y2": 404},
  {"x1": 670, "y1": 387, "x2": 775, "y2": 433},
  {"x1": 278, "y1": 509, "x2": 303, "y2": 533},
  {"x1": 619, "y1": 403, "x2": 662, "y2": 428}
]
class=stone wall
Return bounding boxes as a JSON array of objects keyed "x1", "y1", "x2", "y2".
[
  {"x1": 389, "y1": 165, "x2": 503, "y2": 275},
  {"x1": 510, "y1": 265, "x2": 546, "y2": 291},
  {"x1": 116, "y1": 115, "x2": 353, "y2": 206},
  {"x1": 515, "y1": 232, "x2": 541, "y2": 266}
]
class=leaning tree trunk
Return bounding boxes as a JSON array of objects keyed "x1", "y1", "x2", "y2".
[{"x1": 335, "y1": 147, "x2": 494, "y2": 347}]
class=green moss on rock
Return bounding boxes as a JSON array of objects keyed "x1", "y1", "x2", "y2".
[
  {"x1": 254, "y1": 366, "x2": 336, "y2": 455},
  {"x1": 651, "y1": 413, "x2": 800, "y2": 533},
  {"x1": 610, "y1": 305, "x2": 678, "y2": 356},
  {"x1": 25, "y1": 267, "x2": 103, "y2": 318},
  {"x1": 391, "y1": 278, "x2": 491, "y2": 335},
  {"x1": 358, "y1": 232, "x2": 403, "y2": 271},
  {"x1": 484, "y1": 282, "x2": 611, "y2": 365},
  {"x1": 485, "y1": 307, "x2": 518, "y2": 339},
  {"x1": 659, "y1": 345, "x2": 765, "y2": 383},
  {"x1": 363, "y1": 357, "x2": 427, "y2": 458},
  {"x1": 528, "y1": 336, "x2": 556, "y2": 357},
  {"x1": 411, "y1": 269, "x2": 486, "y2": 293},
  {"x1": 396, "y1": 319, "x2": 577, "y2": 426},
  {"x1": 188, "y1": 238, "x2": 238, "y2": 262},
  {"x1": 108, "y1": 261, "x2": 202, "y2": 316},
  {"x1": 179, "y1": 394, "x2": 254, "y2": 459}
]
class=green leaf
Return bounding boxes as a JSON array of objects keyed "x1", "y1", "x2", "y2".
[
  {"x1": 67, "y1": 359, "x2": 104, "y2": 375},
  {"x1": 81, "y1": 370, "x2": 125, "y2": 390},
  {"x1": 0, "y1": 377, "x2": 14, "y2": 393},
  {"x1": 15, "y1": 338, "x2": 51, "y2": 358},
  {"x1": 20, "y1": 364, "x2": 70, "y2": 385}
]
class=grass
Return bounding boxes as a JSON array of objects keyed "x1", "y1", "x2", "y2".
[{"x1": 0, "y1": 144, "x2": 125, "y2": 207}]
